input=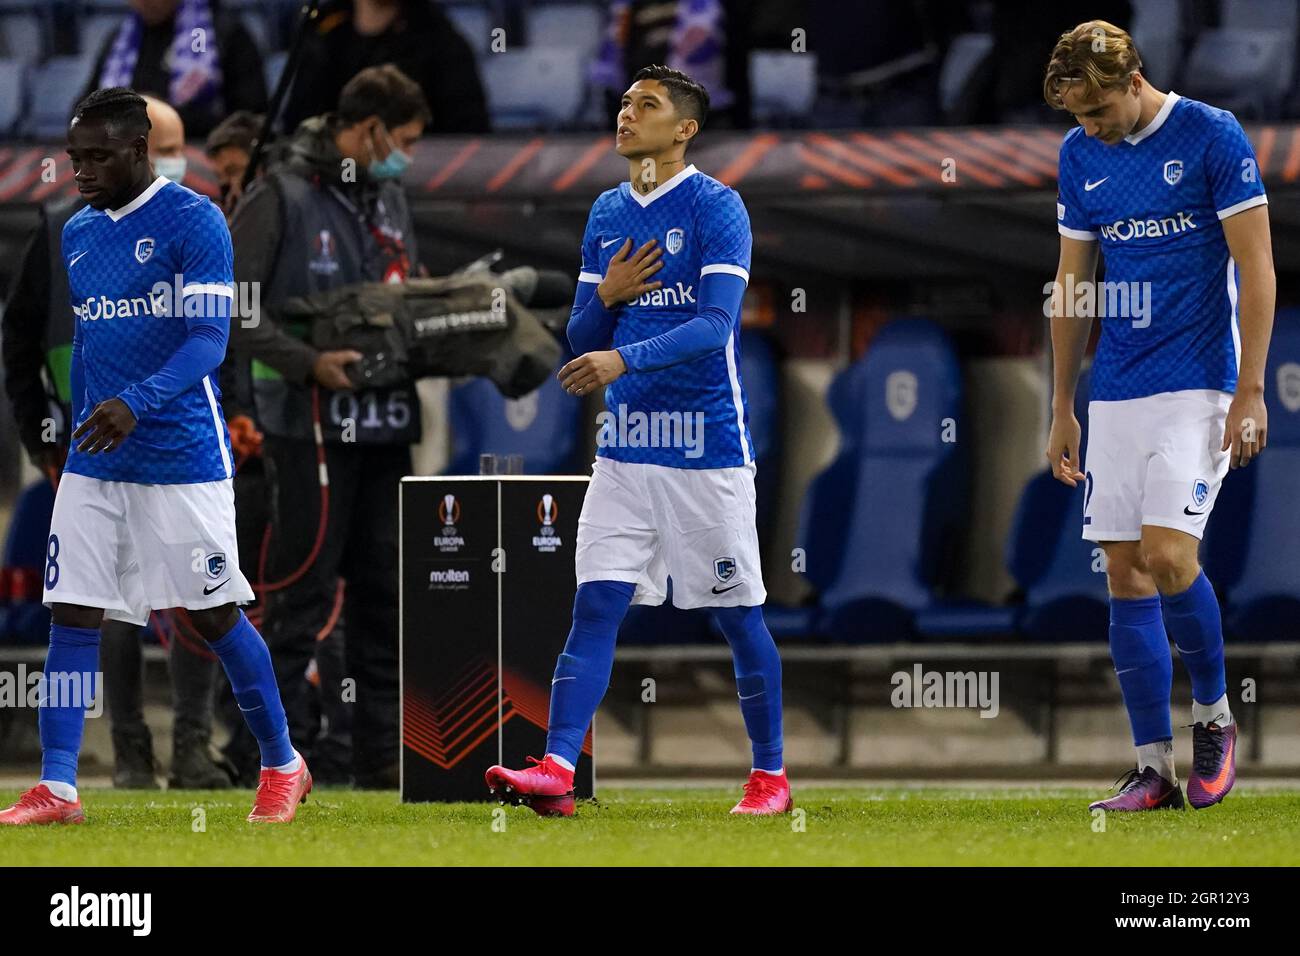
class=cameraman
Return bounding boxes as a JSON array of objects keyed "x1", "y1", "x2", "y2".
[{"x1": 229, "y1": 64, "x2": 429, "y2": 788}]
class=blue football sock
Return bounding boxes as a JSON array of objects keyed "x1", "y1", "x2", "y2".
[
  {"x1": 39, "y1": 624, "x2": 101, "y2": 787},
  {"x1": 1161, "y1": 570, "x2": 1227, "y2": 707},
  {"x1": 208, "y1": 611, "x2": 294, "y2": 768},
  {"x1": 1109, "y1": 594, "x2": 1173, "y2": 746},
  {"x1": 714, "y1": 605, "x2": 784, "y2": 772},
  {"x1": 544, "y1": 580, "x2": 635, "y2": 767}
]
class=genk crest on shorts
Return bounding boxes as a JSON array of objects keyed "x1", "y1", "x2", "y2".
[
  {"x1": 666, "y1": 227, "x2": 684, "y2": 254},
  {"x1": 1192, "y1": 479, "x2": 1209, "y2": 507},
  {"x1": 205, "y1": 552, "x2": 227, "y2": 579},
  {"x1": 134, "y1": 237, "x2": 155, "y2": 263},
  {"x1": 714, "y1": 556, "x2": 737, "y2": 582}
]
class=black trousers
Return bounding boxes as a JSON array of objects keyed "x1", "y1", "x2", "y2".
[{"x1": 260, "y1": 436, "x2": 408, "y2": 776}]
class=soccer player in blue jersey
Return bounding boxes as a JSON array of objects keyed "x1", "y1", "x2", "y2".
[
  {"x1": 0, "y1": 89, "x2": 310, "y2": 825},
  {"x1": 486, "y1": 65, "x2": 789, "y2": 816},
  {"x1": 1043, "y1": 23, "x2": 1275, "y2": 811}
]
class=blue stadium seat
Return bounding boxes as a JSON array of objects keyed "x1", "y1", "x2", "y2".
[
  {"x1": 749, "y1": 51, "x2": 817, "y2": 126},
  {"x1": 447, "y1": 370, "x2": 584, "y2": 476},
  {"x1": 781, "y1": 320, "x2": 967, "y2": 643},
  {"x1": 1183, "y1": 28, "x2": 1294, "y2": 118},
  {"x1": 1224, "y1": 310, "x2": 1300, "y2": 638},
  {"x1": 0, "y1": 8, "x2": 47, "y2": 65},
  {"x1": 481, "y1": 47, "x2": 586, "y2": 129},
  {"x1": 939, "y1": 33, "x2": 993, "y2": 118},
  {"x1": 444, "y1": 1, "x2": 493, "y2": 58},
  {"x1": 527, "y1": 2, "x2": 604, "y2": 59},
  {"x1": 0, "y1": 479, "x2": 54, "y2": 644},
  {"x1": 25, "y1": 55, "x2": 96, "y2": 139},
  {"x1": 739, "y1": 331, "x2": 781, "y2": 545},
  {"x1": 1130, "y1": 0, "x2": 1185, "y2": 88},
  {"x1": 0, "y1": 58, "x2": 24, "y2": 134},
  {"x1": 79, "y1": 13, "x2": 122, "y2": 58}
]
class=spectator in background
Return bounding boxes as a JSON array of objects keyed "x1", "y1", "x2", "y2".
[
  {"x1": 281, "y1": 0, "x2": 488, "y2": 135},
  {"x1": 204, "y1": 109, "x2": 263, "y2": 219},
  {"x1": 0, "y1": 94, "x2": 234, "y2": 790},
  {"x1": 83, "y1": 0, "x2": 268, "y2": 139},
  {"x1": 230, "y1": 65, "x2": 429, "y2": 788},
  {"x1": 591, "y1": 0, "x2": 752, "y2": 127}
]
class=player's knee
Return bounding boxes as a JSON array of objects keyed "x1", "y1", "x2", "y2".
[
  {"x1": 50, "y1": 603, "x2": 103, "y2": 630},
  {"x1": 572, "y1": 580, "x2": 634, "y2": 628},
  {"x1": 187, "y1": 603, "x2": 240, "y2": 641},
  {"x1": 1140, "y1": 541, "x2": 1198, "y2": 593},
  {"x1": 1102, "y1": 544, "x2": 1153, "y2": 599}
]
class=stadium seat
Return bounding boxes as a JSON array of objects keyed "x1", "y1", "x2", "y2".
[
  {"x1": 0, "y1": 58, "x2": 24, "y2": 135},
  {"x1": 1224, "y1": 310, "x2": 1300, "y2": 638},
  {"x1": 0, "y1": 479, "x2": 54, "y2": 645},
  {"x1": 939, "y1": 33, "x2": 993, "y2": 119},
  {"x1": 781, "y1": 319, "x2": 967, "y2": 643},
  {"x1": 79, "y1": 13, "x2": 123, "y2": 58},
  {"x1": 1129, "y1": 0, "x2": 1185, "y2": 88},
  {"x1": 444, "y1": 1, "x2": 493, "y2": 58},
  {"x1": 1183, "y1": 29, "x2": 1293, "y2": 118},
  {"x1": 24, "y1": 55, "x2": 96, "y2": 139},
  {"x1": 0, "y1": 8, "x2": 48, "y2": 65},
  {"x1": 749, "y1": 51, "x2": 818, "y2": 126},
  {"x1": 527, "y1": 2, "x2": 604, "y2": 60},
  {"x1": 739, "y1": 331, "x2": 782, "y2": 547},
  {"x1": 481, "y1": 47, "x2": 586, "y2": 129},
  {"x1": 447, "y1": 370, "x2": 584, "y2": 476}
]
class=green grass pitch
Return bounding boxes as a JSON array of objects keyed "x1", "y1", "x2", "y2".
[{"x1": 3, "y1": 786, "x2": 1299, "y2": 866}]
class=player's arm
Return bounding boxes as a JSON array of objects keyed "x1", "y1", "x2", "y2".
[
  {"x1": 1045, "y1": 235, "x2": 1099, "y2": 486},
  {"x1": 1221, "y1": 204, "x2": 1275, "y2": 468}
]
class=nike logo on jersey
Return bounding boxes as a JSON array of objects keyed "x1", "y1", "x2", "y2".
[
  {"x1": 1084, "y1": 177, "x2": 1109, "y2": 191},
  {"x1": 711, "y1": 582, "x2": 742, "y2": 594},
  {"x1": 69, "y1": 250, "x2": 89, "y2": 268},
  {"x1": 600, "y1": 237, "x2": 623, "y2": 248},
  {"x1": 1183, "y1": 506, "x2": 1206, "y2": 516},
  {"x1": 203, "y1": 579, "x2": 230, "y2": 595}
]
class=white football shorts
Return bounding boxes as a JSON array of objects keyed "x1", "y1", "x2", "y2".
[
  {"x1": 42, "y1": 472, "x2": 254, "y2": 625},
  {"x1": 1082, "y1": 388, "x2": 1234, "y2": 542},
  {"x1": 575, "y1": 457, "x2": 767, "y2": 609}
]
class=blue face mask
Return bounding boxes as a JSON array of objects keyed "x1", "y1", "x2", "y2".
[{"x1": 367, "y1": 125, "x2": 411, "y2": 180}]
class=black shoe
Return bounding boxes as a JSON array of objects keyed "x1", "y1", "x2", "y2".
[
  {"x1": 168, "y1": 731, "x2": 236, "y2": 789},
  {"x1": 111, "y1": 727, "x2": 159, "y2": 789}
]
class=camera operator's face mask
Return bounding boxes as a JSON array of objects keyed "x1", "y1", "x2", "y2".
[{"x1": 367, "y1": 123, "x2": 412, "y2": 180}]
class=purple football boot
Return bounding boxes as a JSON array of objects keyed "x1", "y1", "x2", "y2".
[
  {"x1": 1187, "y1": 721, "x2": 1237, "y2": 809},
  {"x1": 1089, "y1": 766, "x2": 1184, "y2": 812}
]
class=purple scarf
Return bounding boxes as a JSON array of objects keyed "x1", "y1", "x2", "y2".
[{"x1": 98, "y1": 0, "x2": 223, "y2": 109}]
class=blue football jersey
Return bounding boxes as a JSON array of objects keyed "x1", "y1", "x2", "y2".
[
  {"x1": 1056, "y1": 93, "x2": 1267, "y2": 401},
  {"x1": 62, "y1": 176, "x2": 235, "y2": 483},
  {"x1": 578, "y1": 164, "x2": 754, "y2": 469}
]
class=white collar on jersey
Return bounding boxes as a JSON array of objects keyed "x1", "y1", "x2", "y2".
[
  {"x1": 625, "y1": 163, "x2": 698, "y2": 208},
  {"x1": 105, "y1": 175, "x2": 169, "y2": 222},
  {"x1": 1124, "y1": 91, "x2": 1180, "y2": 146}
]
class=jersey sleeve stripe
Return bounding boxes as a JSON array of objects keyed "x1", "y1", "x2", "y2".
[
  {"x1": 723, "y1": 330, "x2": 752, "y2": 465},
  {"x1": 201, "y1": 374, "x2": 233, "y2": 479},
  {"x1": 182, "y1": 283, "x2": 235, "y2": 297},
  {"x1": 701, "y1": 263, "x2": 750, "y2": 283},
  {"x1": 578, "y1": 271, "x2": 602, "y2": 283},
  {"x1": 1216, "y1": 194, "x2": 1268, "y2": 221},
  {"x1": 1057, "y1": 224, "x2": 1099, "y2": 241}
]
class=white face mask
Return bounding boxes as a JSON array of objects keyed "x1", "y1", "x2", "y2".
[{"x1": 153, "y1": 155, "x2": 187, "y2": 182}]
